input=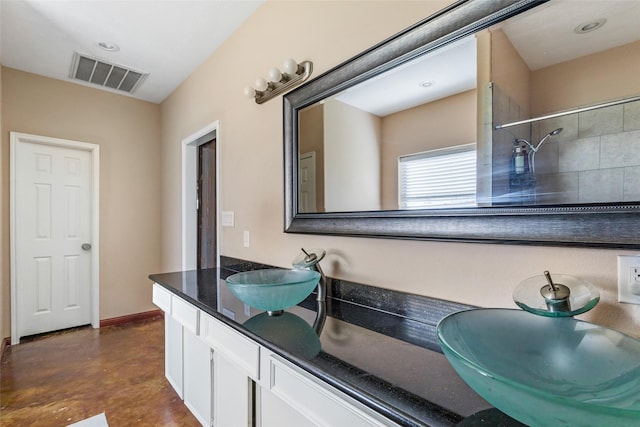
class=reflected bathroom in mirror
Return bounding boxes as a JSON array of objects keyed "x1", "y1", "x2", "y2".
[
  {"x1": 284, "y1": 0, "x2": 639, "y2": 247},
  {"x1": 297, "y1": 0, "x2": 639, "y2": 212},
  {"x1": 489, "y1": 1, "x2": 640, "y2": 207}
]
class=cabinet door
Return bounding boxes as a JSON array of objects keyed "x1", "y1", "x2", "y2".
[
  {"x1": 184, "y1": 327, "x2": 212, "y2": 427},
  {"x1": 165, "y1": 313, "x2": 184, "y2": 398},
  {"x1": 257, "y1": 386, "x2": 315, "y2": 427},
  {"x1": 153, "y1": 285, "x2": 184, "y2": 397},
  {"x1": 213, "y1": 351, "x2": 254, "y2": 427}
]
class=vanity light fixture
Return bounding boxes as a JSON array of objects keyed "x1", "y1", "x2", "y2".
[{"x1": 244, "y1": 58, "x2": 313, "y2": 104}]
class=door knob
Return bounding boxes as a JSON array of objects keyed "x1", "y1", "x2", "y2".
[{"x1": 81, "y1": 243, "x2": 92, "y2": 251}]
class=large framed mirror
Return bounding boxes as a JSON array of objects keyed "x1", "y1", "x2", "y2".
[{"x1": 284, "y1": 0, "x2": 639, "y2": 248}]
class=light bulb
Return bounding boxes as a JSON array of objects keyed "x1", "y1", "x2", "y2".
[
  {"x1": 283, "y1": 58, "x2": 299, "y2": 75},
  {"x1": 243, "y1": 87, "x2": 255, "y2": 98},
  {"x1": 268, "y1": 67, "x2": 282, "y2": 82},
  {"x1": 255, "y1": 77, "x2": 268, "y2": 92}
]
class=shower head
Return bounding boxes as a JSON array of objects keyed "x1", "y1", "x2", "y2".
[
  {"x1": 536, "y1": 128, "x2": 563, "y2": 150},
  {"x1": 528, "y1": 127, "x2": 564, "y2": 174}
]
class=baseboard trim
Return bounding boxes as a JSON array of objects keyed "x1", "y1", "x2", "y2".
[
  {"x1": 0, "y1": 311, "x2": 163, "y2": 358},
  {"x1": 1, "y1": 337, "x2": 10, "y2": 360},
  {"x1": 99, "y1": 309, "x2": 164, "y2": 328}
]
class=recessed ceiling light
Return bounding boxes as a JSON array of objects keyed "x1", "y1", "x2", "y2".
[
  {"x1": 97, "y1": 41, "x2": 120, "y2": 52},
  {"x1": 574, "y1": 18, "x2": 607, "y2": 34},
  {"x1": 419, "y1": 80, "x2": 434, "y2": 88}
]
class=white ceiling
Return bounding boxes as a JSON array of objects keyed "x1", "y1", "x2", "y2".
[
  {"x1": 2, "y1": 0, "x2": 637, "y2": 108},
  {"x1": 501, "y1": 0, "x2": 640, "y2": 71},
  {"x1": 0, "y1": 0, "x2": 264, "y2": 104},
  {"x1": 336, "y1": 36, "x2": 477, "y2": 117}
]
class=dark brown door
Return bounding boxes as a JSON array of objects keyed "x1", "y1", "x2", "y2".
[{"x1": 197, "y1": 139, "x2": 216, "y2": 269}]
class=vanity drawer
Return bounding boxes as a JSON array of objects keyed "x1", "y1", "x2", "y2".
[
  {"x1": 200, "y1": 311, "x2": 260, "y2": 379},
  {"x1": 171, "y1": 296, "x2": 199, "y2": 334},
  {"x1": 267, "y1": 355, "x2": 396, "y2": 427},
  {"x1": 152, "y1": 283, "x2": 171, "y2": 312}
]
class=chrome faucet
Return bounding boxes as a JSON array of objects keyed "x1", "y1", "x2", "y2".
[
  {"x1": 294, "y1": 248, "x2": 328, "y2": 333},
  {"x1": 294, "y1": 248, "x2": 327, "y2": 302},
  {"x1": 540, "y1": 270, "x2": 571, "y2": 313}
]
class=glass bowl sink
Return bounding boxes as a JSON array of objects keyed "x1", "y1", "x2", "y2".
[
  {"x1": 225, "y1": 268, "x2": 320, "y2": 315},
  {"x1": 437, "y1": 309, "x2": 640, "y2": 427}
]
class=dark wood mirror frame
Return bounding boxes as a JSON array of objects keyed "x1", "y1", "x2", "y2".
[{"x1": 283, "y1": 0, "x2": 639, "y2": 249}]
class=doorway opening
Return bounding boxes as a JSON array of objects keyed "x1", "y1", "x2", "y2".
[
  {"x1": 182, "y1": 121, "x2": 220, "y2": 270},
  {"x1": 197, "y1": 139, "x2": 217, "y2": 268}
]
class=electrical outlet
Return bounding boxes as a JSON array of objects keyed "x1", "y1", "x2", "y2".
[
  {"x1": 618, "y1": 255, "x2": 640, "y2": 304},
  {"x1": 243, "y1": 230, "x2": 250, "y2": 248},
  {"x1": 222, "y1": 308, "x2": 236, "y2": 320}
]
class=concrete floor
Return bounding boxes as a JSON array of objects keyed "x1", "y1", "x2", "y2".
[{"x1": 0, "y1": 317, "x2": 200, "y2": 426}]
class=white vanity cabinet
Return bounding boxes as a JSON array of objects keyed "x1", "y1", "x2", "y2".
[
  {"x1": 153, "y1": 284, "x2": 399, "y2": 427},
  {"x1": 257, "y1": 349, "x2": 398, "y2": 427},
  {"x1": 152, "y1": 284, "x2": 183, "y2": 395},
  {"x1": 152, "y1": 284, "x2": 212, "y2": 426},
  {"x1": 199, "y1": 311, "x2": 259, "y2": 427},
  {"x1": 182, "y1": 322, "x2": 212, "y2": 426}
]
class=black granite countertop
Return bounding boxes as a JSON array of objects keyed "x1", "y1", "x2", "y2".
[{"x1": 149, "y1": 257, "x2": 523, "y2": 427}]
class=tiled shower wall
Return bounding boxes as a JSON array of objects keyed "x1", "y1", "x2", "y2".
[
  {"x1": 491, "y1": 84, "x2": 531, "y2": 204},
  {"x1": 531, "y1": 99, "x2": 640, "y2": 204},
  {"x1": 493, "y1": 90, "x2": 640, "y2": 205}
]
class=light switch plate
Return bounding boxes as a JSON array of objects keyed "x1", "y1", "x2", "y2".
[
  {"x1": 221, "y1": 211, "x2": 235, "y2": 227},
  {"x1": 618, "y1": 255, "x2": 640, "y2": 304}
]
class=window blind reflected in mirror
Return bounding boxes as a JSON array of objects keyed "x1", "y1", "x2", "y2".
[{"x1": 398, "y1": 143, "x2": 477, "y2": 209}]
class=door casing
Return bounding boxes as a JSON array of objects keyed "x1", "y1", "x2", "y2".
[
  {"x1": 299, "y1": 151, "x2": 317, "y2": 213},
  {"x1": 182, "y1": 121, "x2": 220, "y2": 270},
  {"x1": 10, "y1": 132, "x2": 100, "y2": 344}
]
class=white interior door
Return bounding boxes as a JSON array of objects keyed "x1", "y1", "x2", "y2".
[
  {"x1": 299, "y1": 151, "x2": 316, "y2": 213},
  {"x1": 11, "y1": 132, "x2": 99, "y2": 343}
]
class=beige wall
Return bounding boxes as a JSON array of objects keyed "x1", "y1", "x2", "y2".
[
  {"x1": 531, "y1": 40, "x2": 640, "y2": 116},
  {"x1": 381, "y1": 90, "x2": 476, "y2": 210},
  {"x1": 324, "y1": 99, "x2": 381, "y2": 212},
  {"x1": 3, "y1": 2, "x2": 636, "y2": 345},
  {"x1": 299, "y1": 104, "x2": 324, "y2": 211},
  {"x1": 159, "y1": 0, "x2": 455, "y2": 273},
  {"x1": 490, "y1": 28, "x2": 531, "y2": 118},
  {"x1": 1, "y1": 68, "x2": 162, "y2": 339},
  {"x1": 154, "y1": 0, "x2": 636, "y2": 339}
]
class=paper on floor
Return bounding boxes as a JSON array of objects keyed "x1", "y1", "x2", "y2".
[{"x1": 66, "y1": 412, "x2": 109, "y2": 427}]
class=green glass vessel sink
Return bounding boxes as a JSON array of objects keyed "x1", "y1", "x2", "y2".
[
  {"x1": 225, "y1": 268, "x2": 320, "y2": 315},
  {"x1": 437, "y1": 309, "x2": 640, "y2": 427}
]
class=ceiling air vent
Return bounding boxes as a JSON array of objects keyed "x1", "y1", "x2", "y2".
[{"x1": 69, "y1": 52, "x2": 148, "y2": 94}]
